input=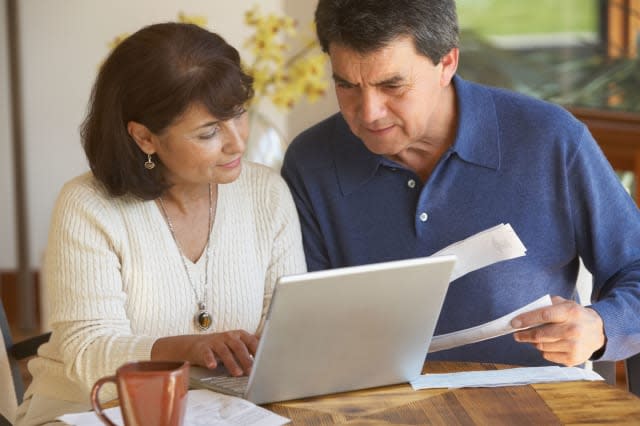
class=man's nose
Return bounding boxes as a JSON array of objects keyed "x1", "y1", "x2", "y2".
[{"x1": 359, "y1": 89, "x2": 386, "y2": 123}]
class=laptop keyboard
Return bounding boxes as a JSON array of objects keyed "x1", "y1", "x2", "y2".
[{"x1": 198, "y1": 374, "x2": 250, "y2": 395}]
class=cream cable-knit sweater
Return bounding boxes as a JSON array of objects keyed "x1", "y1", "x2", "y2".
[{"x1": 20, "y1": 161, "x2": 306, "y2": 417}]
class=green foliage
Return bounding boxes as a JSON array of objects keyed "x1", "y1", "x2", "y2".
[
  {"x1": 456, "y1": 1, "x2": 639, "y2": 113},
  {"x1": 457, "y1": 0, "x2": 599, "y2": 35},
  {"x1": 458, "y1": 31, "x2": 640, "y2": 113}
]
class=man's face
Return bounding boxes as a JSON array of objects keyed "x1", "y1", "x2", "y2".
[{"x1": 328, "y1": 36, "x2": 457, "y2": 156}]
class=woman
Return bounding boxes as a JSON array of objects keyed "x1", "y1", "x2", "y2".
[{"x1": 17, "y1": 22, "x2": 306, "y2": 424}]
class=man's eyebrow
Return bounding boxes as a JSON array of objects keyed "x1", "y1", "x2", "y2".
[
  {"x1": 332, "y1": 73, "x2": 406, "y2": 87},
  {"x1": 375, "y1": 75, "x2": 405, "y2": 86},
  {"x1": 332, "y1": 73, "x2": 355, "y2": 86}
]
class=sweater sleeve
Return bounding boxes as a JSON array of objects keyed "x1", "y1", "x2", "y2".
[
  {"x1": 43, "y1": 178, "x2": 156, "y2": 394},
  {"x1": 568, "y1": 127, "x2": 640, "y2": 360},
  {"x1": 256, "y1": 171, "x2": 307, "y2": 335}
]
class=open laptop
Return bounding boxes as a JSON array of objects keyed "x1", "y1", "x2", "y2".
[{"x1": 190, "y1": 254, "x2": 456, "y2": 404}]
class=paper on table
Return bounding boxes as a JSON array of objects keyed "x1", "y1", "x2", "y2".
[
  {"x1": 433, "y1": 223, "x2": 527, "y2": 281},
  {"x1": 410, "y1": 366, "x2": 604, "y2": 390},
  {"x1": 57, "y1": 389, "x2": 289, "y2": 426},
  {"x1": 428, "y1": 294, "x2": 552, "y2": 353}
]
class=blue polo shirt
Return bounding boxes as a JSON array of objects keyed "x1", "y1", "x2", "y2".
[{"x1": 282, "y1": 76, "x2": 640, "y2": 366}]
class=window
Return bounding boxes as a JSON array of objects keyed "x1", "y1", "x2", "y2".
[{"x1": 456, "y1": 0, "x2": 639, "y2": 113}]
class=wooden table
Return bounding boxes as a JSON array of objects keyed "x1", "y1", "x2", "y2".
[{"x1": 263, "y1": 361, "x2": 640, "y2": 425}]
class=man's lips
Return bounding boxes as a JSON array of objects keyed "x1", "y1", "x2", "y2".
[{"x1": 365, "y1": 124, "x2": 394, "y2": 136}]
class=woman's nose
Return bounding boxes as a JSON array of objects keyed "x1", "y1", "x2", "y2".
[{"x1": 223, "y1": 119, "x2": 247, "y2": 154}]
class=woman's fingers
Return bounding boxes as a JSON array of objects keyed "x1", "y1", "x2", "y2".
[{"x1": 201, "y1": 330, "x2": 258, "y2": 376}]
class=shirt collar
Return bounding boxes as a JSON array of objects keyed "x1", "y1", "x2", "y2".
[
  {"x1": 451, "y1": 75, "x2": 501, "y2": 171},
  {"x1": 333, "y1": 75, "x2": 501, "y2": 196}
]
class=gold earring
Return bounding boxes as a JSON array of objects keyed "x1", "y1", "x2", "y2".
[{"x1": 144, "y1": 153, "x2": 156, "y2": 170}]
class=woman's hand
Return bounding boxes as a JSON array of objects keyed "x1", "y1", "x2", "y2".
[
  {"x1": 191, "y1": 330, "x2": 259, "y2": 376},
  {"x1": 151, "y1": 330, "x2": 259, "y2": 376}
]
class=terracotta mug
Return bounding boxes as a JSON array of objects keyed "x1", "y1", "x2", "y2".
[{"x1": 90, "y1": 360, "x2": 189, "y2": 426}]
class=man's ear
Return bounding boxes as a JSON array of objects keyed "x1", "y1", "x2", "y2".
[
  {"x1": 127, "y1": 121, "x2": 156, "y2": 154},
  {"x1": 439, "y1": 47, "x2": 459, "y2": 87}
]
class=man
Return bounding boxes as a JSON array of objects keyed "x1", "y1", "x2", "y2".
[{"x1": 281, "y1": 0, "x2": 640, "y2": 367}]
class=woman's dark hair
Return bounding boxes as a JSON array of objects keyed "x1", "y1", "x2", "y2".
[
  {"x1": 315, "y1": 0, "x2": 459, "y2": 64},
  {"x1": 81, "y1": 22, "x2": 254, "y2": 199}
]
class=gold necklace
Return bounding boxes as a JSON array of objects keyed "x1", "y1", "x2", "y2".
[{"x1": 158, "y1": 184, "x2": 213, "y2": 331}]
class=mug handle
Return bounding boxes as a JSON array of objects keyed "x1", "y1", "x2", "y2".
[{"x1": 90, "y1": 375, "x2": 118, "y2": 426}]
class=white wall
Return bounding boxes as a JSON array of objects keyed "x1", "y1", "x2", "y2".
[
  {"x1": 0, "y1": 0, "x2": 16, "y2": 269},
  {"x1": 2, "y1": 0, "x2": 336, "y2": 270}
]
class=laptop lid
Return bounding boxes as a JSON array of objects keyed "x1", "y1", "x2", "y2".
[{"x1": 245, "y1": 254, "x2": 456, "y2": 404}]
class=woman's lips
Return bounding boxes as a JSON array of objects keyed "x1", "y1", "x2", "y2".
[{"x1": 220, "y1": 157, "x2": 241, "y2": 169}]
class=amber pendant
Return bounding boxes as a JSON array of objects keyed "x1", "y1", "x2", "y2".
[{"x1": 195, "y1": 303, "x2": 212, "y2": 331}]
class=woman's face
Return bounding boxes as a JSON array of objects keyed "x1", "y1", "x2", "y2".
[{"x1": 154, "y1": 103, "x2": 248, "y2": 186}]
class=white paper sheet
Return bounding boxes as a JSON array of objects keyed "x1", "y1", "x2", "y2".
[
  {"x1": 410, "y1": 366, "x2": 604, "y2": 389},
  {"x1": 428, "y1": 294, "x2": 553, "y2": 353},
  {"x1": 57, "y1": 389, "x2": 289, "y2": 426},
  {"x1": 433, "y1": 223, "x2": 527, "y2": 281}
]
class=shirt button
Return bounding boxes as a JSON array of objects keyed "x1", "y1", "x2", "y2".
[
  {"x1": 419, "y1": 212, "x2": 428, "y2": 222},
  {"x1": 407, "y1": 179, "x2": 416, "y2": 189}
]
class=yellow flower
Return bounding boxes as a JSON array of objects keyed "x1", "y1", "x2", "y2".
[
  {"x1": 107, "y1": 33, "x2": 130, "y2": 51},
  {"x1": 243, "y1": 5, "x2": 327, "y2": 110},
  {"x1": 105, "y1": 8, "x2": 327, "y2": 111},
  {"x1": 247, "y1": 65, "x2": 272, "y2": 95},
  {"x1": 177, "y1": 12, "x2": 207, "y2": 27}
]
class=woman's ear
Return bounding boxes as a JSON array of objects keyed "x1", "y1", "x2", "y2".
[{"x1": 127, "y1": 121, "x2": 156, "y2": 154}]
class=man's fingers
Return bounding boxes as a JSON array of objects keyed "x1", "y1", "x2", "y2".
[
  {"x1": 532, "y1": 338, "x2": 581, "y2": 354},
  {"x1": 513, "y1": 306, "x2": 605, "y2": 367},
  {"x1": 515, "y1": 319, "x2": 585, "y2": 342},
  {"x1": 513, "y1": 331, "x2": 586, "y2": 366},
  {"x1": 539, "y1": 350, "x2": 583, "y2": 367},
  {"x1": 511, "y1": 297, "x2": 571, "y2": 328}
]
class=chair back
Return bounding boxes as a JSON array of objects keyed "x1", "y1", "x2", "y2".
[
  {"x1": 626, "y1": 353, "x2": 640, "y2": 397},
  {"x1": 0, "y1": 301, "x2": 21, "y2": 424}
]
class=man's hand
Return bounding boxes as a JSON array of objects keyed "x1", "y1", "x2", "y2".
[{"x1": 511, "y1": 296, "x2": 605, "y2": 366}]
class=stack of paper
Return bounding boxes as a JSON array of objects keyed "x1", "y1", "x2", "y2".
[
  {"x1": 410, "y1": 366, "x2": 604, "y2": 390},
  {"x1": 433, "y1": 223, "x2": 527, "y2": 281},
  {"x1": 58, "y1": 389, "x2": 289, "y2": 426},
  {"x1": 428, "y1": 295, "x2": 553, "y2": 353},
  {"x1": 426, "y1": 223, "x2": 548, "y2": 353}
]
